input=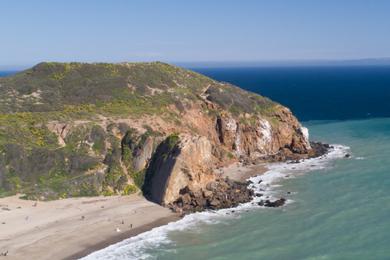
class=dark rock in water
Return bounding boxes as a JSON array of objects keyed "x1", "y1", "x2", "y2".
[
  {"x1": 287, "y1": 191, "x2": 291, "y2": 194},
  {"x1": 257, "y1": 201, "x2": 265, "y2": 206},
  {"x1": 255, "y1": 193, "x2": 263, "y2": 197},
  {"x1": 344, "y1": 153, "x2": 351, "y2": 158},
  {"x1": 258, "y1": 180, "x2": 263, "y2": 184},
  {"x1": 169, "y1": 178, "x2": 253, "y2": 214},
  {"x1": 309, "y1": 142, "x2": 330, "y2": 158},
  {"x1": 264, "y1": 198, "x2": 286, "y2": 207},
  {"x1": 288, "y1": 160, "x2": 300, "y2": 164}
]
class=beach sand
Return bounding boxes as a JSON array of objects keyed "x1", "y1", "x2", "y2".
[
  {"x1": 217, "y1": 162, "x2": 268, "y2": 182},
  {"x1": 0, "y1": 194, "x2": 179, "y2": 260},
  {"x1": 0, "y1": 163, "x2": 266, "y2": 259}
]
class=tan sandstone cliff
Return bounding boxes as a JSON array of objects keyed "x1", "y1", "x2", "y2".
[{"x1": 0, "y1": 62, "x2": 325, "y2": 211}]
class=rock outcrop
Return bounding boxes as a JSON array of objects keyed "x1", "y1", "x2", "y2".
[
  {"x1": 143, "y1": 134, "x2": 215, "y2": 205},
  {"x1": 143, "y1": 134, "x2": 255, "y2": 214},
  {"x1": 0, "y1": 62, "x2": 329, "y2": 208},
  {"x1": 215, "y1": 107, "x2": 312, "y2": 162}
]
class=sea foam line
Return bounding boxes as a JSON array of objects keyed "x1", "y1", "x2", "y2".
[{"x1": 81, "y1": 144, "x2": 350, "y2": 260}]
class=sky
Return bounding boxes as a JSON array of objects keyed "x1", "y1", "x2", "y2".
[{"x1": 1, "y1": 0, "x2": 390, "y2": 68}]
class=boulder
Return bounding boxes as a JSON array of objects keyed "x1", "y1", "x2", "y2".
[{"x1": 264, "y1": 198, "x2": 286, "y2": 207}]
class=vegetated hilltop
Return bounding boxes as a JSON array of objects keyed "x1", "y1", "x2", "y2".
[{"x1": 0, "y1": 62, "x2": 318, "y2": 211}]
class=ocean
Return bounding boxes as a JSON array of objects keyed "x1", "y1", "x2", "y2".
[
  {"x1": 0, "y1": 71, "x2": 16, "y2": 77},
  {"x1": 2, "y1": 66, "x2": 390, "y2": 259},
  {"x1": 194, "y1": 66, "x2": 390, "y2": 121}
]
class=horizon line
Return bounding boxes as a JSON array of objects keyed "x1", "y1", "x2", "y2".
[{"x1": 2, "y1": 57, "x2": 390, "y2": 70}]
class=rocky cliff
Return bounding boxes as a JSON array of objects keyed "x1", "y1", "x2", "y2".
[{"x1": 0, "y1": 62, "x2": 325, "y2": 211}]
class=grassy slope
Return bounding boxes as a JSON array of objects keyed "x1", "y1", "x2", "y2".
[{"x1": 0, "y1": 62, "x2": 278, "y2": 199}]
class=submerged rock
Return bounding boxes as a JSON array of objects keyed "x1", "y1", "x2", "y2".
[
  {"x1": 167, "y1": 178, "x2": 253, "y2": 214},
  {"x1": 263, "y1": 198, "x2": 286, "y2": 208}
]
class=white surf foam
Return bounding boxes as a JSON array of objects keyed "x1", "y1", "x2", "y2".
[
  {"x1": 81, "y1": 206, "x2": 249, "y2": 260},
  {"x1": 247, "y1": 144, "x2": 350, "y2": 204},
  {"x1": 81, "y1": 144, "x2": 349, "y2": 260}
]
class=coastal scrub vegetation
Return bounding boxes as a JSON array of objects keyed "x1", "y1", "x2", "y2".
[{"x1": 0, "y1": 62, "x2": 280, "y2": 199}]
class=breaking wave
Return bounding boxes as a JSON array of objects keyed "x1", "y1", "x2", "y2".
[{"x1": 81, "y1": 144, "x2": 349, "y2": 260}]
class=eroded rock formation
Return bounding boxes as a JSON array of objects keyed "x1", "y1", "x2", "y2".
[{"x1": 0, "y1": 62, "x2": 329, "y2": 209}]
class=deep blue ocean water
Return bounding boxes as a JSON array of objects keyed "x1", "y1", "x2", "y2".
[
  {"x1": 193, "y1": 66, "x2": 390, "y2": 121},
  {"x1": 0, "y1": 71, "x2": 16, "y2": 77},
  {"x1": 2, "y1": 67, "x2": 390, "y2": 260}
]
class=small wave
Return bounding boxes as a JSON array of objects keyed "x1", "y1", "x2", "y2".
[
  {"x1": 81, "y1": 144, "x2": 349, "y2": 260},
  {"x1": 247, "y1": 144, "x2": 350, "y2": 203},
  {"x1": 81, "y1": 207, "x2": 249, "y2": 260}
]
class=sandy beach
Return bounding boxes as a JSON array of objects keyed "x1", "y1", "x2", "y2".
[
  {"x1": 0, "y1": 194, "x2": 179, "y2": 260},
  {"x1": 217, "y1": 162, "x2": 268, "y2": 182},
  {"x1": 0, "y1": 163, "x2": 266, "y2": 260}
]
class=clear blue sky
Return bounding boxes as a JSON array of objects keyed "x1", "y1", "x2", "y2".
[{"x1": 1, "y1": 0, "x2": 390, "y2": 67}]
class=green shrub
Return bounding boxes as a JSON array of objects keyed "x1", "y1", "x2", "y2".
[
  {"x1": 166, "y1": 133, "x2": 180, "y2": 150},
  {"x1": 131, "y1": 169, "x2": 146, "y2": 189},
  {"x1": 123, "y1": 184, "x2": 137, "y2": 195},
  {"x1": 227, "y1": 152, "x2": 235, "y2": 159}
]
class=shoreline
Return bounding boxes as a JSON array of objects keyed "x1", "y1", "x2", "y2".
[
  {"x1": 217, "y1": 162, "x2": 268, "y2": 182},
  {"x1": 0, "y1": 195, "x2": 179, "y2": 260},
  {"x1": 70, "y1": 215, "x2": 179, "y2": 259},
  {"x1": 78, "y1": 163, "x2": 269, "y2": 259},
  {"x1": 0, "y1": 144, "x2": 337, "y2": 260},
  {"x1": 0, "y1": 163, "x2": 268, "y2": 260},
  {"x1": 80, "y1": 147, "x2": 340, "y2": 259}
]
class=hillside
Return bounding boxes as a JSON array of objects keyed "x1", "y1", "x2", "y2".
[{"x1": 0, "y1": 62, "x2": 320, "y2": 211}]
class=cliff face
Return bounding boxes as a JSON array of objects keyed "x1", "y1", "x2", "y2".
[
  {"x1": 216, "y1": 108, "x2": 311, "y2": 161},
  {"x1": 0, "y1": 62, "x2": 317, "y2": 206},
  {"x1": 143, "y1": 135, "x2": 215, "y2": 205}
]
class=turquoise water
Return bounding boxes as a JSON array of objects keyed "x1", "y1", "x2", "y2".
[
  {"x1": 4, "y1": 67, "x2": 389, "y2": 260},
  {"x1": 84, "y1": 118, "x2": 390, "y2": 259}
]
